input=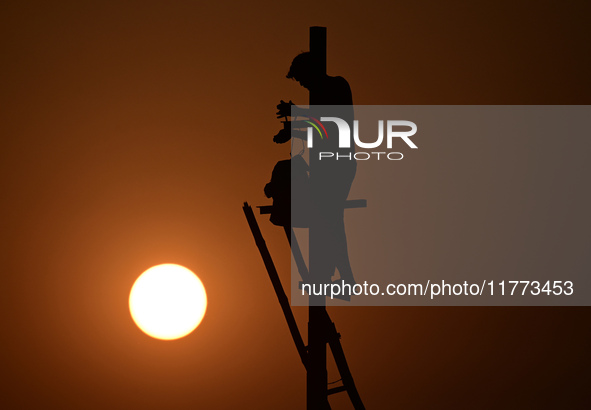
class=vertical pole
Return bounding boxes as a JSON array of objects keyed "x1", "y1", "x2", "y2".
[
  {"x1": 309, "y1": 27, "x2": 327, "y2": 102},
  {"x1": 307, "y1": 26, "x2": 330, "y2": 410}
]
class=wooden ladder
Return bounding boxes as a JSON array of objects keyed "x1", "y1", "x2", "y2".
[{"x1": 243, "y1": 202, "x2": 366, "y2": 410}]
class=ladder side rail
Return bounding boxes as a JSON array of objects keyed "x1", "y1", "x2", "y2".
[
  {"x1": 243, "y1": 202, "x2": 309, "y2": 370},
  {"x1": 324, "y1": 312, "x2": 366, "y2": 410}
]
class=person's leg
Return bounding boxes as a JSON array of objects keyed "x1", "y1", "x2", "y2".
[{"x1": 322, "y1": 165, "x2": 356, "y2": 285}]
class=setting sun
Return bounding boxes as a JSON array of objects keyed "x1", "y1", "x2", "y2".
[{"x1": 129, "y1": 264, "x2": 207, "y2": 340}]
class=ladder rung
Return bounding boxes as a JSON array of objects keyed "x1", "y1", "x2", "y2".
[
  {"x1": 258, "y1": 199, "x2": 367, "y2": 215},
  {"x1": 327, "y1": 385, "x2": 347, "y2": 395}
]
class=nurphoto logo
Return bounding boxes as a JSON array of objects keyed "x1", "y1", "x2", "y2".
[{"x1": 306, "y1": 117, "x2": 418, "y2": 161}]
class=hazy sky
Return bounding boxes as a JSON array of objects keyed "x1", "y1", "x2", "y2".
[{"x1": 1, "y1": 1, "x2": 589, "y2": 408}]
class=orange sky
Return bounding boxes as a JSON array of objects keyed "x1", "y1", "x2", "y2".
[{"x1": 1, "y1": 1, "x2": 590, "y2": 408}]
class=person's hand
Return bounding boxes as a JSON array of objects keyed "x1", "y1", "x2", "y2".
[
  {"x1": 273, "y1": 127, "x2": 291, "y2": 144},
  {"x1": 276, "y1": 100, "x2": 293, "y2": 118}
]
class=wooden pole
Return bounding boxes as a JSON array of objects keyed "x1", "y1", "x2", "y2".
[{"x1": 307, "y1": 26, "x2": 330, "y2": 410}]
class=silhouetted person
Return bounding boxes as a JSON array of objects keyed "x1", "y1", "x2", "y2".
[{"x1": 274, "y1": 51, "x2": 357, "y2": 288}]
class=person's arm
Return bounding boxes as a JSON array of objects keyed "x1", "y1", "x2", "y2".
[
  {"x1": 276, "y1": 100, "x2": 309, "y2": 118},
  {"x1": 273, "y1": 126, "x2": 307, "y2": 144}
]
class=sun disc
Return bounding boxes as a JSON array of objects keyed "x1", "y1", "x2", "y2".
[{"x1": 129, "y1": 264, "x2": 207, "y2": 340}]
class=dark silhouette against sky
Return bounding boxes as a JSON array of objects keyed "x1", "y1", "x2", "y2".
[
  {"x1": 273, "y1": 49, "x2": 357, "y2": 289},
  {"x1": 1, "y1": 1, "x2": 590, "y2": 409}
]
